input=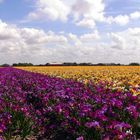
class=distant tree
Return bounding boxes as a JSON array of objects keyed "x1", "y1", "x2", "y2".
[
  {"x1": 45, "y1": 63, "x2": 50, "y2": 66},
  {"x1": 13, "y1": 63, "x2": 18, "y2": 66},
  {"x1": 107, "y1": 63, "x2": 121, "y2": 66},
  {"x1": 1, "y1": 64, "x2": 10, "y2": 67},
  {"x1": 63, "y1": 62, "x2": 78, "y2": 66},
  {"x1": 37, "y1": 64, "x2": 45, "y2": 66},
  {"x1": 129, "y1": 63, "x2": 139, "y2": 66},
  {"x1": 110, "y1": 63, "x2": 116, "y2": 66},
  {"x1": 12, "y1": 63, "x2": 34, "y2": 66},
  {"x1": 79, "y1": 63, "x2": 92, "y2": 66},
  {"x1": 96, "y1": 63, "x2": 106, "y2": 66},
  {"x1": 73, "y1": 62, "x2": 77, "y2": 66}
]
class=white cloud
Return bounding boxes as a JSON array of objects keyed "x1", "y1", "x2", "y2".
[
  {"x1": 0, "y1": 20, "x2": 68, "y2": 64},
  {"x1": 0, "y1": 19, "x2": 140, "y2": 64},
  {"x1": 80, "y1": 30, "x2": 100, "y2": 41},
  {"x1": 26, "y1": 0, "x2": 140, "y2": 28},
  {"x1": 69, "y1": 0, "x2": 106, "y2": 28},
  {"x1": 19, "y1": 28, "x2": 67, "y2": 45},
  {"x1": 130, "y1": 11, "x2": 140, "y2": 20},
  {"x1": 76, "y1": 18, "x2": 96, "y2": 29},
  {"x1": 27, "y1": 0, "x2": 105, "y2": 28},
  {"x1": 72, "y1": 0, "x2": 105, "y2": 20},
  {"x1": 109, "y1": 28, "x2": 140, "y2": 50},
  {"x1": 113, "y1": 15, "x2": 130, "y2": 26},
  {"x1": 104, "y1": 12, "x2": 140, "y2": 26},
  {"x1": 67, "y1": 31, "x2": 100, "y2": 46},
  {"x1": 27, "y1": 0, "x2": 70, "y2": 22},
  {"x1": 68, "y1": 33, "x2": 81, "y2": 46},
  {"x1": 0, "y1": 20, "x2": 20, "y2": 40},
  {"x1": 0, "y1": 20, "x2": 99, "y2": 64},
  {"x1": 127, "y1": 28, "x2": 140, "y2": 36},
  {"x1": 103, "y1": 15, "x2": 130, "y2": 26},
  {"x1": 109, "y1": 33, "x2": 126, "y2": 49}
]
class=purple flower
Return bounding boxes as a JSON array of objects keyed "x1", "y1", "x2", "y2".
[
  {"x1": 126, "y1": 105, "x2": 138, "y2": 119},
  {"x1": 76, "y1": 136, "x2": 84, "y2": 140},
  {"x1": 85, "y1": 121, "x2": 100, "y2": 129}
]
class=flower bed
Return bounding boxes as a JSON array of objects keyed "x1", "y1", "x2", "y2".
[{"x1": 0, "y1": 67, "x2": 140, "y2": 139}]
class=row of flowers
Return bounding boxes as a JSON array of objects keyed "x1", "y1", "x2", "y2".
[
  {"x1": 0, "y1": 67, "x2": 140, "y2": 139},
  {"x1": 19, "y1": 66, "x2": 140, "y2": 95}
]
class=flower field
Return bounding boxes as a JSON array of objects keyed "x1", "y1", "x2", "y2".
[
  {"x1": 0, "y1": 67, "x2": 140, "y2": 139},
  {"x1": 20, "y1": 66, "x2": 140, "y2": 95}
]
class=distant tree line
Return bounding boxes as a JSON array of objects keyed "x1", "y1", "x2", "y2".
[
  {"x1": 129, "y1": 63, "x2": 140, "y2": 66},
  {"x1": 12, "y1": 63, "x2": 34, "y2": 66},
  {"x1": 0, "y1": 62, "x2": 140, "y2": 67}
]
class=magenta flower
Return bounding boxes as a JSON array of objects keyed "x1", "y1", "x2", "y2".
[
  {"x1": 76, "y1": 136, "x2": 84, "y2": 140},
  {"x1": 85, "y1": 121, "x2": 100, "y2": 129}
]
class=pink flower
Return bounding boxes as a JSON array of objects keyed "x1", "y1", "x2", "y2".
[
  {"x1": 76, "y1": 136, "x2": 84, "y2": 140},
  {"x1": 85, "y1": 121, "x2": 100, "y2": 129}
]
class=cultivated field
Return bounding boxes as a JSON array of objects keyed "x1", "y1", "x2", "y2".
[
  {"x1": 0, "y1": 66, "x2": 140, "y2": 139},
  {"x1": 20, "y1": 66, "x2": 140, "y2": 95}
]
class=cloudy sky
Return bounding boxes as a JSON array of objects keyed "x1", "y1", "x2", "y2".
[{"x1": 0, "y1": 0, "x2": 140, "y2": 64}]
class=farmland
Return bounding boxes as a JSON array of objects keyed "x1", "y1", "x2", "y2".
[
  {"x1": 0, "y1": 66, "x2": 140, "y2": 139},
  {"x1": 20, "y1": 66, "x2": 140, "y2": 95},
  {"x1": 1, "y1": 0, "x2": 140, "y2": 139}
]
